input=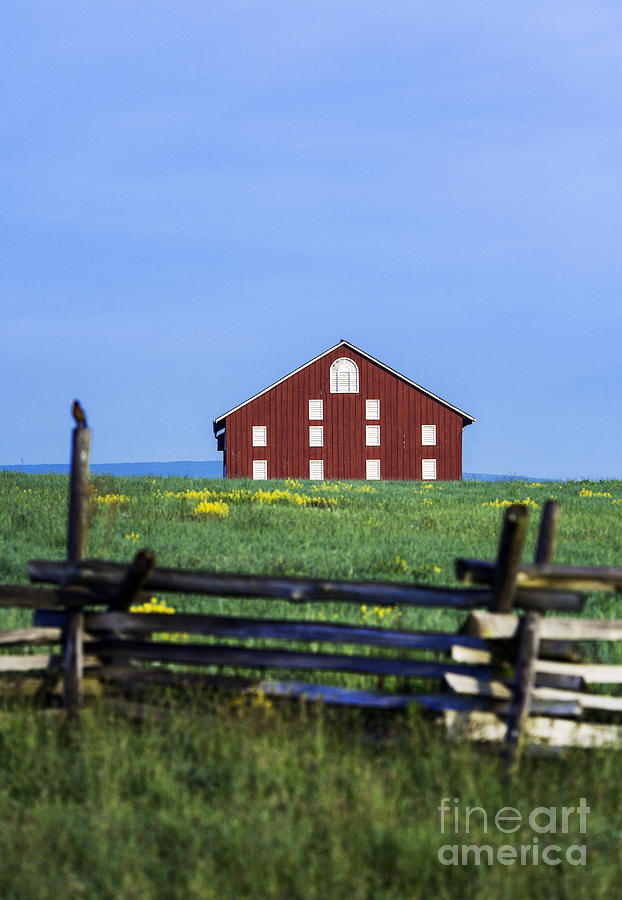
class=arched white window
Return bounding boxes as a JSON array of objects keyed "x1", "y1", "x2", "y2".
[{"x1": 330, "y1": 358, "x2": 359, "y2": 393}]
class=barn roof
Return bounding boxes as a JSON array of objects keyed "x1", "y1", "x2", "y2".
[{"x1": 213, "y1": 340, "x2": 475, "y2": 435}]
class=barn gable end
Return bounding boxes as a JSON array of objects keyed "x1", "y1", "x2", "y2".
[{"x1": 213, "y1": 340, "x2": 474, "y2": 481}]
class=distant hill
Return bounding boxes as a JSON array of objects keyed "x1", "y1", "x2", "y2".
[
  {"x1": 2, "y1": 463, "x2": 548, "y2": 482},
  {"x1": 1, "y1": 462, "x2": 544, "y2": 481},
  {"x1": 0, "y1": 461, "x2": 223, "y2": 478},
  {"x1": 463, "y1": 472, "x2": 540, "y2": 482}
]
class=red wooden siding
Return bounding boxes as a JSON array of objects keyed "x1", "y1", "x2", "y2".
[{"x1": 222, "y1": 346, "x2": 468, "y2": 481}]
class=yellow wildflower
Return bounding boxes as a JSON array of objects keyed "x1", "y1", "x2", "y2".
[{"x1": 193, "y1": 500, "x2": 230, "y2": 519}]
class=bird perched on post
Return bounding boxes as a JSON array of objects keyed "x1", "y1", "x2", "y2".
[{"x1": 71, "y1": 400, "x2": 88, "y2": 429}]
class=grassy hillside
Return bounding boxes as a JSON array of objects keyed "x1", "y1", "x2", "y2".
[
  {"x1": 5, "y1": 471, "x2": 621, "y2": 573},
  {"x1": 0, "y1": 472, "x2": 620, "y2": 898}
]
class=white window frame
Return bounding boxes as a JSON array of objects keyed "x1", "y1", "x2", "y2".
[
  {"x1": 329, "y1": 358, "x2": 359, "y2": 393},
  {"x1": 366, "y1": 399, "x2": 380, "y2": 420},
  {"x1": 365, "y1": 425, "x2": 380, "y2": 446},
  {"x1": 253, "y1": 460, "x2": 268, "y2": 480},
  {"x1": 366, "y1": 459, "x2": 380, "y2": 481},
  {"x1": 252, "y1": 426, "x2": 267, "y2": 447},
  {"x1": 309, "y1": 460, "x2": 324, "y2": 480},
  {"x1": 309, "y1": 426, "x2": 324, "y2": 447},
  {"x1": 308, "y1": 399, "x2": 323, "y2": 420},
  {"x1": 421, "y1": 424, "x2": 437, "y2": 446},
  {"x1": 422, "y1": 459, "x2": 437, "y2": 480}
]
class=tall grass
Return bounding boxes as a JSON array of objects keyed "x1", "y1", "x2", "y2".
[{"x1": 0, "y1": 471, "x2": 621, "y2": 897}]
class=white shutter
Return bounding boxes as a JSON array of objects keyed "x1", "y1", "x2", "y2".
[
  {"x1": 365, "y1": 425, "x2": 380, "y2": 446},
  {"x1": 366, "y1": 399, "x2": 380, "y2": 420},
  {"x1": 309, "y1": 399, "x2": 323, "y2": 420},
  {"x1": 309, "y1": 460, "x2": 324, "y2": 480},
  {"x1": 309, "y1": 426, "x2": 324, "y2": 447},
  {"x1": 253, "y1": 460, "x2": 267, "y2": 480},
  {"x1": 422, "y1": 459, "x2": 437, "y2": 480},
  {"x1": 421, "y1": 425, "x2": 436, "y2": 446},
  {"x1": 252, "y1": 426, "x2": 267, "y2": 447},
  {"x1": 366, "y1": 459, "x2": 380, "y2": 480},
  {"x1": 337, "y1": 370, "x2": 350, "y2": 392}
]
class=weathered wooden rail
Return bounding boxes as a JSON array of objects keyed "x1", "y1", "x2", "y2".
[{"x1": 0, "y1": 406, "x2": 621, "y2": 770}]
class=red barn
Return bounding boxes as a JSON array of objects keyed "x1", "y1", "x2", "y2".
[{"x1": 213, "y1": 340, "x2": 475, "y2": 481}]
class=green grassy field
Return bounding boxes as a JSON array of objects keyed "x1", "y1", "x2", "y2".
[{"x1": 0, "y1": 471, "x2": 621, "y2": 899}]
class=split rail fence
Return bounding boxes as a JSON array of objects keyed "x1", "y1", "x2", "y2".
[{"x1": 1, "y1": 412, "x2": 622, "y2": 768}]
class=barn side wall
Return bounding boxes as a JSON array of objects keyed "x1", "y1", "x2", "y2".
[{"x1": 223, "y1": 347, "x2": 466, "y2": 480}]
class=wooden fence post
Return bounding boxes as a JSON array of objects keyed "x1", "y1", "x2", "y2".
[
  {"x1": 505, "y1": 611, "x2": 541, "y2": 773},
  {"x1": 505, "y1": 500, "x2": 561, "y2": 771},
  {"x1": 63, "y1": 609, "x2": 84, "y2": 710},
  {"x1": 64, "y1": 411, "x2": 91, "y2": 710},
  {"x1": 67, "y1": 424, "x2": 91, "y2": 563},
  {"x1": 109, "y1": 550, "x2": 156, "y2": 612},
  {"x1": 534, "y1": 500, "x2": 561, "y2": 566},
  {"x1": 491, "y1": 504, "x2": 529, "y2": 612},
  {"x1": 491, "y1": 503, "x2": 529, "y2": 769}
]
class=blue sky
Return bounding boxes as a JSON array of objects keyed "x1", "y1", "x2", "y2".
[{"x1": 2, "y1": 1, "x2": 621, "y2": 478}]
